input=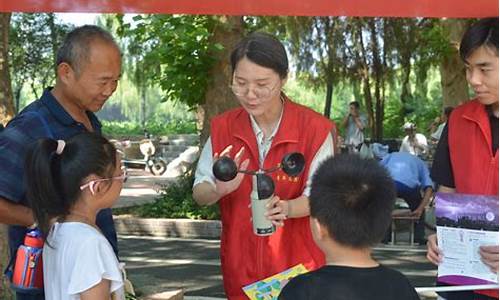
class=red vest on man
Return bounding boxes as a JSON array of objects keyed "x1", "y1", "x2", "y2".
[
  {"x1": 448, "y1": 99, "x2": 499, "y2": 298},
  {"x1": 448, "y1": 99, "x2": 498, "y2": 195},
  {"x1": 210, "y1": 98, "x2": 334, "y2": 299}
]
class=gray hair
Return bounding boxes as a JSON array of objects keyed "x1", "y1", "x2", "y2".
[{"x1": 56, "y1": 25, "x2": 121, "y2": 76}]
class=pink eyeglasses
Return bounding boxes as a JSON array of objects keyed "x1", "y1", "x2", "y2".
[{"x1": 79, "y1": 169, "x2": 128, "y2": 195}]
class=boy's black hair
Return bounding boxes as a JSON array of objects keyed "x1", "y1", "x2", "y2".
[
  {"x1": 230, "y1": 32, "x2": 288, "y2": 79},
  {"x1": 25, "y1": 132, "x2": 117, "y2": 239},
  {"x1": 460, "y1": 18, "x2": 498, "y2": 61},
  {"x1": 310, "y1": 154, "x2": 396, "y2": 247}
]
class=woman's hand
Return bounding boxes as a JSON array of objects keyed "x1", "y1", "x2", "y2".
[
  {"x1": 265, "y1": 196, "x2": 289, "y2": 227},
  {"x1": 480, "y1": 245, "x2": 499, "y2": 273},
  {"x1": 426, "y1": 234, "x2": 443, "y2": 265},
  {"x1": 213, "y1": 145, "x2": 249, "y2": 199}
]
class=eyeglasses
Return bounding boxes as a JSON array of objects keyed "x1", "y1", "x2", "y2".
[
  {"x1": 229, "y1": 81, "x2": 280, "y2": 99},
  {"x1": 79, "y1": 169, "x2": 128, "y2": 195}
]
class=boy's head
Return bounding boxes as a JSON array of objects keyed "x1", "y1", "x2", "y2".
[{"x1": 309, "y1": 154, "x2": 396, "y2": 248}]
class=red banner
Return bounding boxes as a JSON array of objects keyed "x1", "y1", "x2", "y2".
[{"x1": 0, "y1": 0, "x2": 497, "y2": 18}]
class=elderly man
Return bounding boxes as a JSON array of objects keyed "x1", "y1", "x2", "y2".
[
  {"x1": 0, "y1": 25, "x2": 122, "y2": 300},
  {"x1": 399, "y1": 122, "x2": 428, "y2": 157}
]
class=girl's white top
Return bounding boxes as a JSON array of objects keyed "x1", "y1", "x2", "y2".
[{"x1": 43, "y1": 222, "x2": 124, "y2": 300}]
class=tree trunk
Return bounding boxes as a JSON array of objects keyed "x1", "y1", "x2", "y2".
[
  {"x1": 198, "y1": 16, "x2": 244, "y2": 146},
  {"x1": 0, "y1": 224, "x2": 13, "y2": 299},
  {"x1": 323, "y1": 80, "x2": 333, "y2": 118},
  {"x1": 0, "y1": 15, "x2": 14, "y2": 298},
  {"x1": 440, "y1": 19, "x2": 469, "y2": 107},
  {"x1": 356, "y1": 20, "x2": 374, "y2": 138},
  {"x1": 0, "y1": 13, "x2": 14, "y2": 125},
  {"x1": 369, "y1": 19, "x2": 383, "y2": 140},
  {"x1": 141, "y1": 83, "x2": 147, "y2": 129},
  {"x1": 14, "y1": 85, "x2": 21, "y2": 114},
  {"x1": 47, "y1": 13, "x2": 58, "y2": 78}
]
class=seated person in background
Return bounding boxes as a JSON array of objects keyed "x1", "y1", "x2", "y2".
[
  {"x1": 372, "y1": 143, "x2": 434, "y2": 245},
  {"x1": 430, "y1": 106, "x2": 454, "y2": 143},
  {"x1": 279, "y1": 154, "x2": 420, "y2": 300},
  {"x1": 400, "y1": 122, "x2": 428, "y2": 157}
]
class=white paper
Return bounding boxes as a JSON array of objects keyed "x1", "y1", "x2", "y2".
[{"x1": 437, "y1": 226, "x2": 499, "y2": 283}]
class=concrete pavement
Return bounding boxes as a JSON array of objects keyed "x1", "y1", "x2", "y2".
[
  {"x1": 115, "y1": 169, "x2": 441, "y2": 299},
  {"x1": 118, "y1": 235, "x2": 438, "y2": 299}
]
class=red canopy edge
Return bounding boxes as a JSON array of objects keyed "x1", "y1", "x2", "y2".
[{"x1": 0, "y1": 0, "x2": 498, "y2": 18}]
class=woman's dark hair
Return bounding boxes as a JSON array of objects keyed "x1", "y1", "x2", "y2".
[
  {"x1": 25, "y1": 132, "x2": 117, "y2": 239},
  {"x1": 230, "y1": 32, "x2": 288, "y2": 79},
  {"x1": 310, "y1": 154, "x2": 396, "y2": 248},
  {"x1": 460, "y1": 18, "x2": 498, "y2": 61}
]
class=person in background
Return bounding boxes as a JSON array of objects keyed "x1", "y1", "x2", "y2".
[
  {"x1": 342, "y1": 101, "x2": 367, "y2": 152},
  {"x1": 428, "y1": 17, "x2": 498, "y2": 300},
  {"x1": 26, "y1": 133, "x2": 125, "y2": 300},
  {"x1": 0, "y1": 25, "x2": 122, "y2": 299},
  {"x1": 192, "y1": 32, "x2": 335, "y2": 299},
  {"x1": 399, "y1": 122, "x2": 428, "y2": 157},
  {"x1": 430, "y1": 106, "x2": 454, "y2": 142},
  {"x1": 372, "y1": 143, "x2": 434, "y2": 246},
  {"x1": 279, "y1": 154, "x2": 420, "y2": 300}
]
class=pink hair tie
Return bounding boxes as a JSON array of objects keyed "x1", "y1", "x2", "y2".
[{"x1": 55, "y1": 140, "x2": 66, "y2": 155}]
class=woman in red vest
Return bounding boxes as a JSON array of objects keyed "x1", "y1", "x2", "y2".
[
  {"x1": 192, "y1": 32, "x2": 335, "y2": 299},
  {"x1": 429, "y1": 18, "x2": 498, "y2": 300}
]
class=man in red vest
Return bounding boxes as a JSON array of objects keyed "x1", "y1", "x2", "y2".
[
  {"x1": 192, "y1": 32, "x2": 335, "y2": 299},
  {"x1": 428, "y1": 18, "x2": 498, "y2": 300}
]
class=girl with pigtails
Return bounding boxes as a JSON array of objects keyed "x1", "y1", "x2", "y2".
[{"x1": 25, "y1": 132, "x2": 126, "y2": 300}]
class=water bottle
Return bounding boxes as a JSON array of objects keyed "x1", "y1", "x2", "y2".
[{"x1": 12, "y1": 229, "x2": 44, "y2": 293}]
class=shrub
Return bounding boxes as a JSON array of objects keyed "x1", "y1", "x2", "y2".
[
  {"x1": 137, "y1": 165, "x2": 220, "y2": 220},
  {"x1": 102, "y1": 120, "x2": 197, "y2": 138}
]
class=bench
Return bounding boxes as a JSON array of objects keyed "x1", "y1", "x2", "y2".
[{"x1": 391, "y1": 209, "x2": 420, "y2": 245}]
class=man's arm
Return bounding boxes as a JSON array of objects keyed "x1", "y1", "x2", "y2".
[
  {"x1": 353, "y1": 115, "x2": 365, "y2": 130},
  {"x1": 0, "y1": 197, "x2": 34, "y2": 226},
  {"x1": 412, "y1": 186, "x2": 432, "y2": 218}
]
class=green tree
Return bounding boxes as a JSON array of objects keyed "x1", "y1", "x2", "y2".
[
  {"x1": 116, "y1": 14, "x2": 244, "y2": 144},
  {"x1": 0, "y1": 13, "x2": 14, "y2": 299},
  {"x1": 0, "y1": 13, "x2": 14, "y2": 125},
  {"x1": 8, "y1": 13, "x2": 72, "y2": 112}
]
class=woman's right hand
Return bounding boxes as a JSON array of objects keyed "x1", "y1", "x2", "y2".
[
  {"x1": 426, "y1": 234, "x2": 443, "y2": 265},
  {"x1": 213, "y1": 145, "x2": 250, "y2": 199}
]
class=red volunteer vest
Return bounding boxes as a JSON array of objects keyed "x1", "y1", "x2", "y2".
[
  {"x1": 211, "y1": 98, "x2": 334, "y2": 299},
  {"x1": 449, "y1": 99, "x2": 498, "y2": 195},
  {"x1": 448, "y1": 99, "x2": 499, "y2": 298}
]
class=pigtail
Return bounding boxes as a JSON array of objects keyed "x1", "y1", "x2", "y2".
[{"x1": 25, "y1": 139, "x2": 68, "y2": 240}]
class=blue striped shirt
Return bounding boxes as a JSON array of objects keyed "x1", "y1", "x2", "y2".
[{"x1": 0, "y1": 88, "x2": 118, "y2": 265}]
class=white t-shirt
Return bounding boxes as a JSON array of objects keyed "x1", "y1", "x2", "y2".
[
  {"x1": 431, "y1": 123, "x2": 446, "y2": 140},
  {"x1": 43, "y1": 222, "x2": 124, "y2": 300},
  {"x1": 399, "y1": 133, "x2": 428, "y2": 156}
]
